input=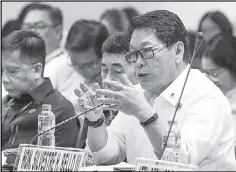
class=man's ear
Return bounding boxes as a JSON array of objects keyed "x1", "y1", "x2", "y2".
[
  {"x1": 174, "y1": 41, "x2": 184, "y2": 64},
  {"x1": 33, "y1": 63, "x2": 43, "y2": 79},
  {"x1": 55, "y1": 25, "x2": 63, "y2": 41}
]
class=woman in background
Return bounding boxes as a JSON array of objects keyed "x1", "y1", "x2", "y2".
[
  {"x1": 195, "y1": 11, "x2": 233, "y2": 71},
  {"x1": 201, "y1": 34, "x2": 236, "y2": 156}
]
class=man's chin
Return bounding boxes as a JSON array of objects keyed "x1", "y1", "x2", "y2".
[
  {"x1": 138, "y1": 80, "x2": 151, "y2": 90},
  {"x1": 7, "y1": 92, "x2": 21, "y2": 98}
]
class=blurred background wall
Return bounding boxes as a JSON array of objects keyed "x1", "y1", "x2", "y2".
[{"x1": 2, "y1": 2, "x2": 236, "y2": 35}]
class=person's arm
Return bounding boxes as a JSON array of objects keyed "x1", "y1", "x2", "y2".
[
  {"x1": 96, "y1": 76, "x2": 164, "y2": 157},
  {"x1": 135, "y1": 109, "x2": 164, "y2": 157},
  {"x1": 75, "y1": 83, "x2": 126, "y2": 165}
]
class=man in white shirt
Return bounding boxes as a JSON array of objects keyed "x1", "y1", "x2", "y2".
[
  {"x1": 75, "y1": 10, "x2": 236, "y2": 170},
  {"x1": 59, "y1": 20, "x2": 108, "y2": 113},
  {"x1": 20, "y1": 3, "x2": 68, "y2": 90}
]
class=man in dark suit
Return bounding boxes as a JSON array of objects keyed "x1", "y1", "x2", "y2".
[{"x1": 2, "y1": 30, "x2": 80, "y2": 164}]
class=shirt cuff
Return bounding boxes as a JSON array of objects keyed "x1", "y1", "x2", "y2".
[{"x1": 91, "y1": 132, "x2": 119, "y2": 164}]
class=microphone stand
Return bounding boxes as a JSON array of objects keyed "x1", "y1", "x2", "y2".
[{"x1": 158, "y1": 32, "x2": 204, "y2": 160}]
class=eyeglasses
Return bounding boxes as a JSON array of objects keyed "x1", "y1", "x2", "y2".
[
  {"x1": 124, "y1": 44, "x2": 166, "y2": 63},
  {"x1": 22, "y1": 22, "x2": 55, "y2": 31}
]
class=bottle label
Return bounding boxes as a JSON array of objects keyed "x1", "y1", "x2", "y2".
[{"x1": 38, "y1": 116, "x2": 55, "y2": 134}]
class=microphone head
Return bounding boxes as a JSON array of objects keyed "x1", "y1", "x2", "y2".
[
  {"x1": 194, "y1": 32, "x2": 203, "y2": 53},
  {"x1": 195, "y1": 32, "x2": 203, "y2": 39},
  {"x1": 194, "y1": 32, "x2": 204, "y2": 51}
]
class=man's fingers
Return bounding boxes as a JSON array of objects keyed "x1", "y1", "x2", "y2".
[
  {"x1": 102, "y1": 80, "x2": 124, "y2": 90},
  {"x1": 118, "y1": 73, "x2": 133, "y2": 87},
  {"x1": 83, "y1": 105, "x2": 93, "y2": 110},
  {"x1": 103, "y1": 104, "x2": 119, "y2": 111},
  {"x1": 96, "y1": 89, "x2": 120, "y2": 98},
  {"x1": 80, "y1": 82, "x2": 90, "y2": 93},
  {"x1": 92, "y1": 83, "x2": 100, "y2": 91},
  {"x1": 92, "y1": 83, "x2": 103, "y2": 98},
  {"x1": 77, "y1": 97, "x2": 87, "y2": 105},
  {"x1": 74, "y1": 88, "x2": 83, "y2": 97},
  {"x1": 97, "y1": 97, "x2": 118, "y2": 105}
]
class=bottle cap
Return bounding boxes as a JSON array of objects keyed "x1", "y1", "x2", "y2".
[{"x1": 42, "y1": 104, "x2": 51, "y2": 111}]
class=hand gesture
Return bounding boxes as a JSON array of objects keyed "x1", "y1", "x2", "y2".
[
  {"x1": 74, "y1": 82, "x2": 104, "y2": 121},
  {"x1": 96, "y1": 74, "x2": 154, "y2": 121}
]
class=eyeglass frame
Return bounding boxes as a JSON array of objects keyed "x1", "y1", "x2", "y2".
[
  {"x1": 21, "y1": 21, "x2": 58, "y2": 31},
  {"x1": 124, "y1": 44, "x2": 166, "y2": 63}
]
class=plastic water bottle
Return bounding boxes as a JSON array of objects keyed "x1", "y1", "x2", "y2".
[
  {"x1": 162, "y1": 120, "x2": 189, "y2": 164},
  {"x1": 37, "y1": 104, "x2": 55, "y2": 146},
  {"x1": 162, "y1": 120, "x2": 178, "y2": 162}
]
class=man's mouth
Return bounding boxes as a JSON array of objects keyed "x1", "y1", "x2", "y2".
[{"x1": 137, "y1": 73, "x2": 149, "y2": 79}]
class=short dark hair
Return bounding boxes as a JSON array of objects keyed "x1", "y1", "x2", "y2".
[
  {"x1": 2, "y1": 19, "x2": 21, "y2": 38},
  {"x1": 65, "y1": 20, "x2": 108, "y2": 58},
  {"x1": 198, "y1": 11, "x2": 233, "y2": 35},
  {"x1": 100, "y1": 9, "x2": 128, "y2": 32},
  {"x1": 203, "y1": 34, "x2": 236, "y2": 78},
  {"x1": 122, "y1": 7, "x2": 140, "y2": 22},
  {"x1": 2, "y1": 30, "x2": 46, "y2": 68},
  {"x1": 129, "y1": 10, "x2": 189, "y2": 62},
  {"x1": 102, "y1": 32, "x2": 130, "y2": 54},
  {"x1": 18, "y1": 2, "x2": 63, "y2": 27}
]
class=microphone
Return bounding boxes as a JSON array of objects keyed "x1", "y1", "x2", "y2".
[
  {"x1": 158, "y1": 32, "x2": 204, "y2": 160},
  {"x1": 29, "y1": 103, "x2": 106, "y2": 144},
  {"x1": 192, "y1": 32, "x2": 204, "y2": 62}
]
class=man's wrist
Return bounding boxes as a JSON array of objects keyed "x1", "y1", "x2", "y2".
[
  {"x1": 140, "y1": 113, "x2": 158, "y2": 127},
  {"x1": 85, "y1": 114, "x2": 105, "y2": 128},
  {"x1": 136, "y1": 108, "x2": 155, "y2": 122}
]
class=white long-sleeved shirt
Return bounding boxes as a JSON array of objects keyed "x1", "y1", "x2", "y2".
[{"x1": 90, "y1": 67, "x2": 236, "y2": 170}]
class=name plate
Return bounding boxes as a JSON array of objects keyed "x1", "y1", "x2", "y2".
[
  {"x1": 135, "y1": 157, "x2": 198, "y2": 171},
  {"x1": 13, "y1": 144, "x2": 87, "y2": 171}
]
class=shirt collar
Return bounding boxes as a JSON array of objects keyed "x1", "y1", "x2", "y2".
[
  {"x1": 46, "y1": 48, "x2": 64, "y2": 63},
  {"x1": 29, "y1": 78, "x2": 53, "y2": 104},
  {"x1": 159, "y1": 64, "x2": 190, "y2": 107}
]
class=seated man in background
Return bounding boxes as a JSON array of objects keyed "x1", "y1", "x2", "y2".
[
  {"x1": 59, "y1": 19, "x2": 108, "y2": 112},
  {"x1": 2, "y1": 19, "x2": 21, "y2": 98},
  {"x1": 75, "y1": 31, "x2": 138, "y2": 148},
  {"x1": 75, "y1": 31, "x2": 138, "y2": 126},
  {"x1": 76, "y1": 10, "x2": 236, "y2": 170},
  {"x1": 100, "y1": 31, "x2": 139, "y2": 125},
  {"x1": 20, "y1": 3, "x2": 70, "y2": 91},
  {"x1": 2, "y1": 31, "x2": 80, "y2": 155},
  {"x1": 55, "y1": 20, "x2": 108, "y2": 148}
]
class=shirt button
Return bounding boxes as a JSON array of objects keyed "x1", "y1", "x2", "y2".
[{"x1": 176, "y1": 103, "x2": 182, "y2": 109}]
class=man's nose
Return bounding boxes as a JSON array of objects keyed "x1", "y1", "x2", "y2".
[
  {"x1": 105, "y1": 72, "x2": 115, "y2": 81},
  {"x1": 2, "y1": 71, "x2": 10, "y2": 83},
  {"x1": 29, "y1": 27, "x2": 37, "y2": 33},
  {"x1": 135, "y1": 54, "x2": 145, "y2": 68},
  {"x1": 208, "y1": 75, "x2": 218, "y2": 83}
]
